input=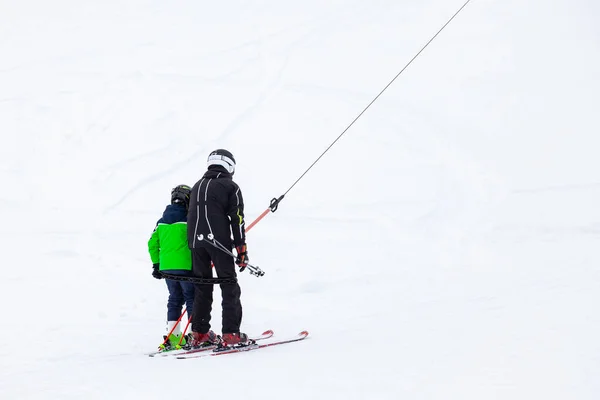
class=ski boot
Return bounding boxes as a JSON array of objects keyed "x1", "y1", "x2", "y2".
[
  {"x1": 220, "y1": 332, "x2": 249, "y2": 348},
  {"x1": 158, "y1": 333, "x2": 189, "y2": 351},
  {"x1": 188, "y1": 330, "x2": 218, "y2": 349}
]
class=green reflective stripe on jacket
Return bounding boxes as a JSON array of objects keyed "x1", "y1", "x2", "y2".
[{"x1": 147, "y1": 221, "x2": 192, "y2": 271}]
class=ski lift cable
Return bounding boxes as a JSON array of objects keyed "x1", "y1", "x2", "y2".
[{"x1": 248, "y1": 0, "x2": 473, "y2": 230}]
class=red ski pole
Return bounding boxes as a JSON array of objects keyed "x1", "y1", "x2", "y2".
[
  {"x1": 159, "y1": 306, "x2": 186, "y2": 349},
  {"x1": 177, "y1": 317, "x2": 193, "y2": 348}
]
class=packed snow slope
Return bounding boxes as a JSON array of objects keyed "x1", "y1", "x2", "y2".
[{"x1": 1, "y1": 0, "x2": 599, "y2": 399}]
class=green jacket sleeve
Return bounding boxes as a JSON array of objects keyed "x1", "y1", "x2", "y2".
[{"x1": 148, "y1": 226, "x2": 160, "y2": 264}]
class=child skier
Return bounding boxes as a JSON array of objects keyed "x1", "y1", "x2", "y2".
[{"x1": 148, "y1": 184, "x2": 195, "y2": 350}]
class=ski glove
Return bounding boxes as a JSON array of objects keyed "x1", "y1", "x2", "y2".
[
  {"x1": 235, "y1": 244, "x2": 248, "y2": 272},
  {"x1": 152, "y1": 263, "x2": 163, "y2": 280}
]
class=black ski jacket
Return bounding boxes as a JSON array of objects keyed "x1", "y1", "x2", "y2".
[{"x1": 187, "y1": 167, "x2": 246, "y2": 250}]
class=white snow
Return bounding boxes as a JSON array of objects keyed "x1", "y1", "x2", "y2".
[{"x1": 1, "y1": 0, "x2": 599, "y2": 399}]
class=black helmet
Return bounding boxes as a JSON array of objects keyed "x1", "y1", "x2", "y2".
[
  {"x1": 171, "y1": 184, "x2": 191, "y2": 207},
  {"x1": 207, "y1": 149, "x2": 236, "y2": 174}
]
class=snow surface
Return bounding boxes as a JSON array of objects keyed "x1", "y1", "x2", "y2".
[{"x1": 1, "y1": 0, "x2": 600, "y2": 399}]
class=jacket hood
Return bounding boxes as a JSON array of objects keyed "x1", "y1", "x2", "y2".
[{"x1": 161, "y1": 203, "x2": 187, "y2": 223}]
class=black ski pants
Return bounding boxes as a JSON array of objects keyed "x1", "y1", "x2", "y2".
[{"x1": 191, "y1": 246, "x2": 242, "y2": 334}]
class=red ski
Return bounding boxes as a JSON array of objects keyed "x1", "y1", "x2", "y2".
[
  {"x1": 148, "y1": 330, "x2": 274, "y2": 358},
  {"x1": 176, "y1": 331, "x2": 309, "y2": 359}
]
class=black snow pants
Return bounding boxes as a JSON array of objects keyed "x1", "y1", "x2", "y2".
[{"x1": 191, "y1": 245, "x2": 242, "y2": 334}]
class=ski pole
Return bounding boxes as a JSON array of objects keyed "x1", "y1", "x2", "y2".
[
  {"x1": 177, "y1": 317, "x2": 193, "y2": 348},
  {"x1": 203, "y1": 233, "x2": 265, "y2": 277},
  {"x1": 197, "y1": 233, "x2": 265, "y2": 277},
  {"x1": 204, "y1": 234, "x2": 264, "y2": 276},
  {"x1": 160, "y1": 306, "x2": 186, "y2": 349}
]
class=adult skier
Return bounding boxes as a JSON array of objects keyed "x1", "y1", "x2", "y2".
[
  {"x1": 148, "y1": 184, "x2": 195, "y2": 350},
  {"x1": 187, "y1": 149, "x2": 249, "y2": 347}
]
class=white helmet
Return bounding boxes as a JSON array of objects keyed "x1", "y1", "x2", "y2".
[{"x1": 207, "y1": 149, "x2": 236, "y2": 174}]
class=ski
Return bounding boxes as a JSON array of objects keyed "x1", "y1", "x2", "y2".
[
  {"x1": 176, "y1": 330, "x2": 309, "y2": 359},
  {"x1": 148, "y1": 330, "x2": 274, "y2": 358}
]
